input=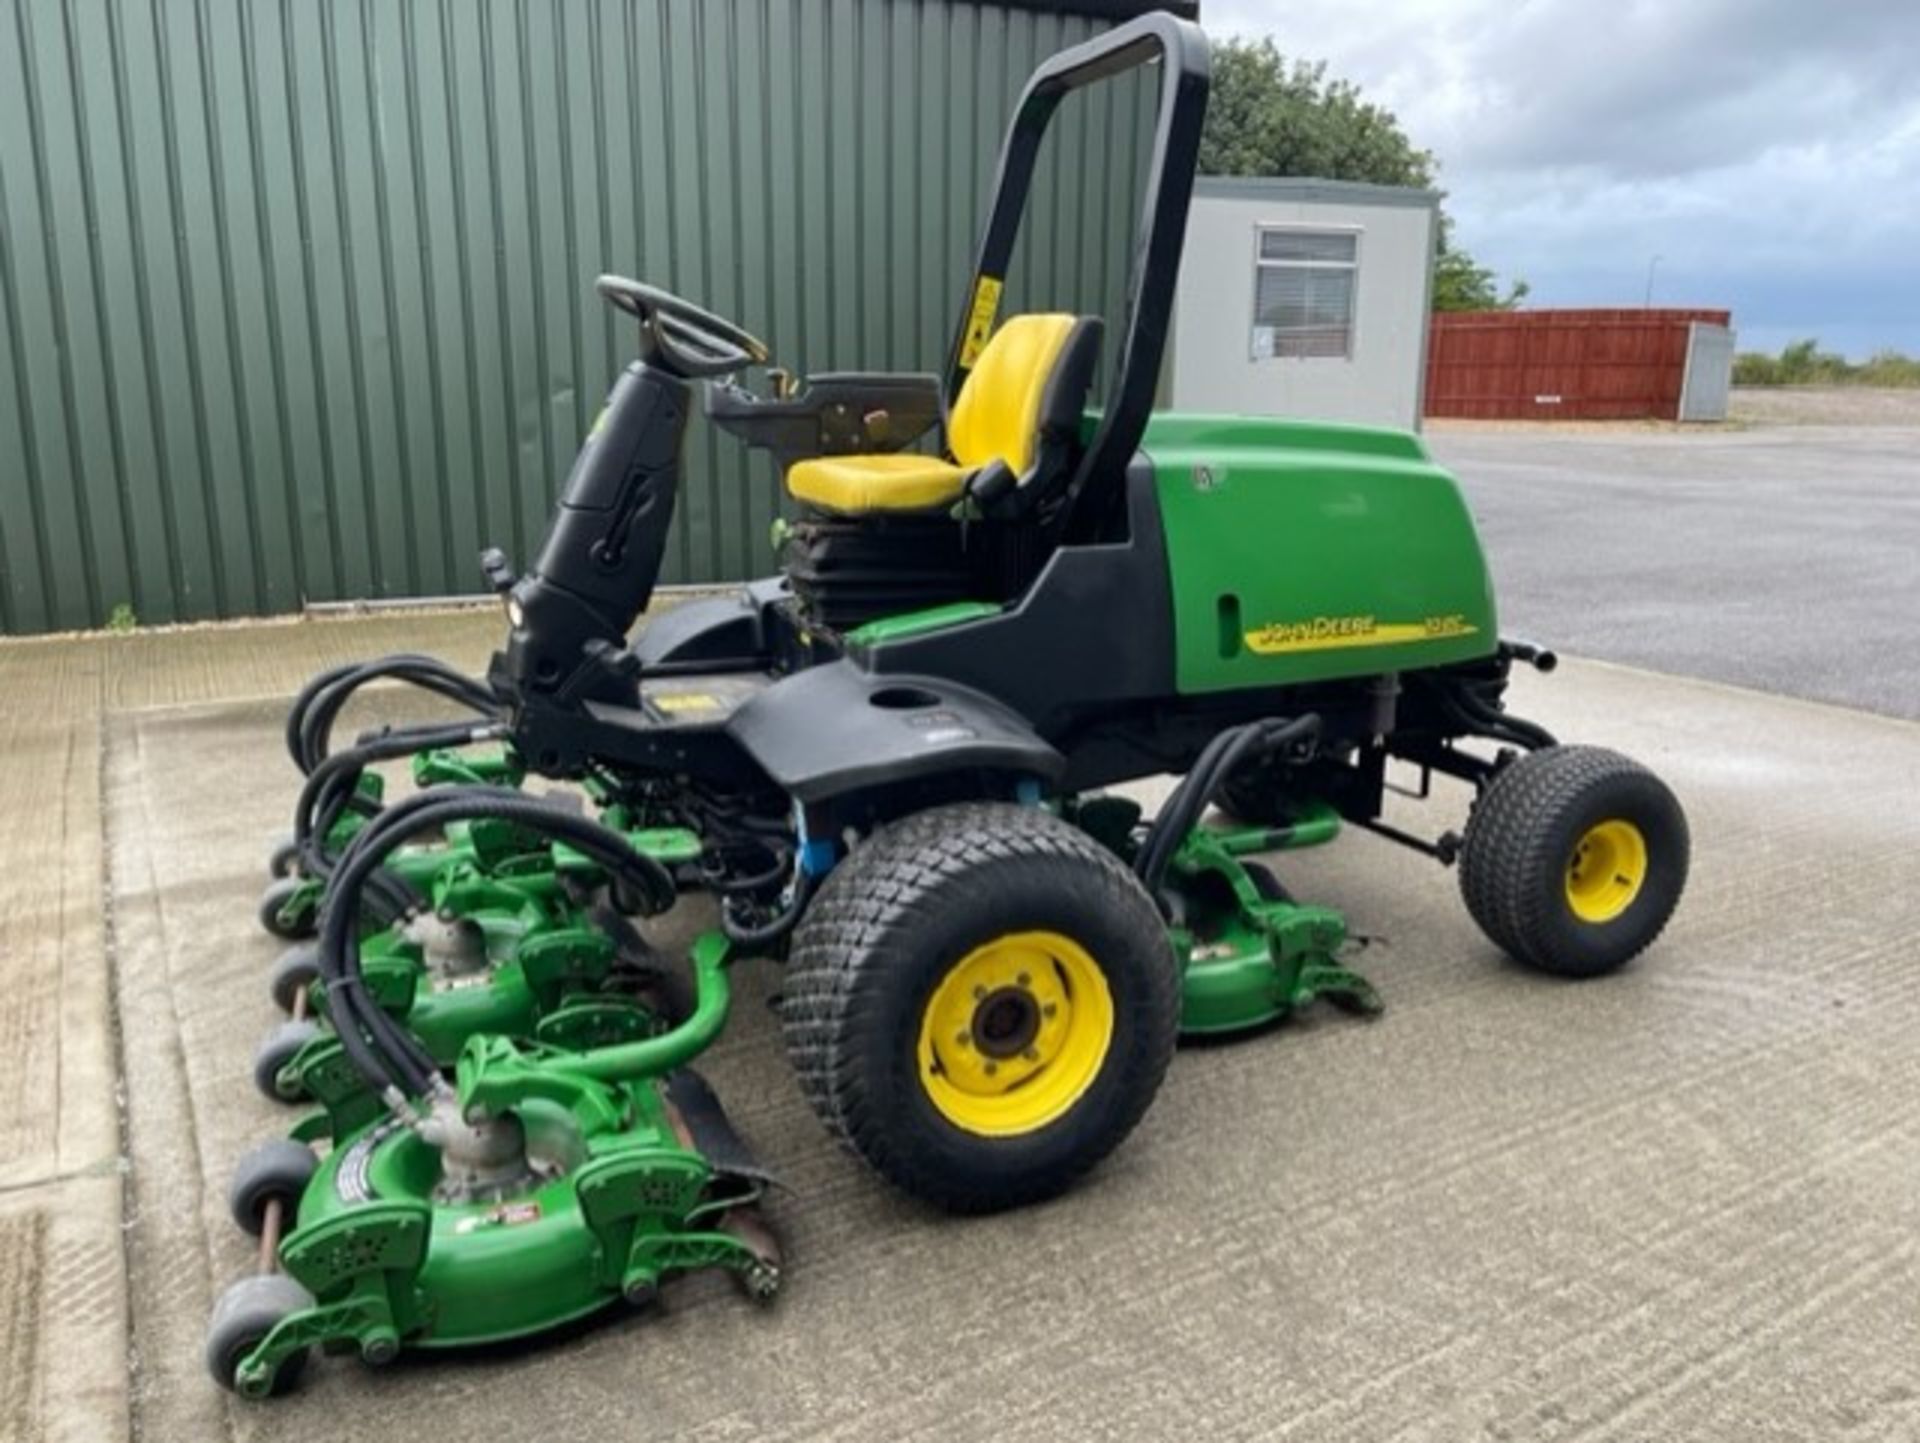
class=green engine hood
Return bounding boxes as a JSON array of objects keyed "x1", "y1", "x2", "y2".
[{"x1": 1140, "y1": 413, "x2": 1498, "y2": 693}]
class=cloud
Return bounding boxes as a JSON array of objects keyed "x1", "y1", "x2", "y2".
[{"x1": 1199, "y1": 0, "x2": 1920, "y2": 352}]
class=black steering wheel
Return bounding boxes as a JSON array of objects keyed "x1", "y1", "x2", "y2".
[{"x1": 595, "y1": 275, "x2": 770, "y2": 379}]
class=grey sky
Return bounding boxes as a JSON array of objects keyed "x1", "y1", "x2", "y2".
[{"x1": 1201, "y1": 0, "x2": 1920, "y2": 356}]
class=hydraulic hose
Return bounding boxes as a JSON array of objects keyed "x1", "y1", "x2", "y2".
[
  {"x1": 1135, "y1": 715, "x2": 1322, "y2": 901},
  {"x1": 316, "y1": 786, "x2": 681, "y2": 1104},
  {"x1": 291, "y1": 720, "x2": 501, "y2": 922},
  {"x1": 286, "y1": 653, "x2": 499, "y2": 776},
  {"x1": 719, "y1": 867, "x2": 815, "y2": 950}
]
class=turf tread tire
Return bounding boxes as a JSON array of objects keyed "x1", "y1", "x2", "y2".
[
  {"x1": 1459, "y1": 744, "x2": 1688, "y2": 978},
  {"x1": 782, "y1": 803, "x2": 1180, "y2": 1214}
]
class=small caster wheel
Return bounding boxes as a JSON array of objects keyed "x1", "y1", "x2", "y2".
[
  {"x1": 206, "y1": 1273, "x2": 314, "y2": 1397},
  {"x1": 227, "y1": 1138, "x2": 318, "y2": 1236},
  {"x1": 267, "y1": 945, "x2": 320, "y2": 1015},
  {"x1": 1459, "y1": 744, "x2": 1689, "y2": 978},
  {"x1": 266, "y1": 834, "x2": 301, "y2": 880},
  {"x1": 258, "y1": 878, "x2": 318, "y2": 941},
  {"x1": 252, "y1": 1020, "x2": 321, "y2": 1103}
]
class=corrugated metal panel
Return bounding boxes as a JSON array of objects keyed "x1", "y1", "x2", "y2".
[
  {"x1": 1423, "y1": 308, "x2": 1733, "y2": 422},
  {"x1": 0, "y1": 0, "x2": 1155, "y2": 634}
]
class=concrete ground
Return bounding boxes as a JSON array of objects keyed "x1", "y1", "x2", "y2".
[
  {"x1": 2, "y1": 603, "x2": 1918, "y2": 1442},
  {"x1": 1427, "y1": 418, "x2": 1920, "y2": 720}
]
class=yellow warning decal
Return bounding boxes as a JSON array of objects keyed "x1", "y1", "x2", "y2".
[
  {"x1": 651, "y1": 692, "x2": 721, "y2": 713},
  {"x1": 958, "y1": 276, "x2": 1004, "y2": 369},
  {"x1": 1245, "y1": 614, "x2": 1479, "y2": 656}
]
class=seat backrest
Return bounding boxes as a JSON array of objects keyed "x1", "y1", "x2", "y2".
[{"x1": 948, "y1": 313, "x2": 1102, "y2": 481}]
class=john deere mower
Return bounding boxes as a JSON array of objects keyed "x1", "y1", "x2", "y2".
[{"x1": 216, "y1": 12, "x2": 1688, "y2": 1394}]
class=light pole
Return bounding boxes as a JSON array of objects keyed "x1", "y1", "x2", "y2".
[{"x1": 1644, "y1": 253, "x2": 1662, "y2": 308}]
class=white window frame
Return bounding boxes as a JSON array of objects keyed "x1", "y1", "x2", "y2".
[{"x1": 1250, "y1": 223, "x2": 1362, "y2": 362}]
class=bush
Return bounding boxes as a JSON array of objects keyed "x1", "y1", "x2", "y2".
[{"x1": 1733, "y1": 339, "x2": 1920, "y2": 388}]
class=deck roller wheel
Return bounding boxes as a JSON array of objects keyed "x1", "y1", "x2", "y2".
[
  {"x1": 257, "y1": 877, "x2": 318, "y2": 941},
  {"x1": 206, "y1": 1274, "x2": 313, "y2": 1396}
]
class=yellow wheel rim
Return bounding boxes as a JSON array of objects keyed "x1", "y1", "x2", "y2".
[
  {"x1": 1565, "y1": 818, "x2": 1649, "y2": 924},
  {"x1": 916, "y1": 930, "x2": 1115, "y2": 1138}
]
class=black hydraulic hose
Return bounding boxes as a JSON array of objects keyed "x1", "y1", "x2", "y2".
[
  {"x1": 291, "y1": 721, "x2": 496, "y2": 923},
  {"x1": 293, "y1": 722, "x2": 491, "y2": 852},
  {"x1": 1135, "y1": 715, "x2": 1322, "y2": 900},
  {"x1": 720, "y1": 867, "x2": 815, "y2": 950},
  {"x1": 1132, "y1": 724, "x2": 1247, "y2": 892},
  {"x1": 704, "y1": 844, "x2": 793, "y2": 896},
  {"x1": 1454, "y1": 688, "x2": 1556, "y2": 750},
  {"x1": 291, "y1": 654, "x2": 498, "y2": 775},
  {"x1": 1428, "y1": 682, "x2": 1555, "y2": 753},
  {"x1": 284, "y1": 660, "x2": 362, "y2": 770},
  {"x1": 318, "y1": 786, "x2": 680, "y2": 1102}
]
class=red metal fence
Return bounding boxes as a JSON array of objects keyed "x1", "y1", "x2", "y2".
[{"x1": 1424, "y1": 308, "x2": 1733, "y2": 421}]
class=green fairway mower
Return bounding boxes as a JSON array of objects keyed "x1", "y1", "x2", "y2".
[
  {"x1": 210, "y1": 790, "x2": 779, "y2": 1396},
  {"x1": 250, "y1": 12, "x2": 1687, "y2": 1234},
  {"x1": 254, "y1": 821, "x2": 699, "y2": 1106}
]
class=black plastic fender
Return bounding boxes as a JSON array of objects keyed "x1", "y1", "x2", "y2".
[{"x1": 725, "y1": 660, "x2": 1064, "y2": 804}]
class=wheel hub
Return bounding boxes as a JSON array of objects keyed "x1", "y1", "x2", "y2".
[
  {"x1": 1565, "y1": 817, "x2": 1649, "y2": 924},
  {"x1": 971, "y1": 986, "x2": 1041, "y2": 1059},
  {"x1": 916, "y1": 930, "x2": 1115, "y2": 1138}
]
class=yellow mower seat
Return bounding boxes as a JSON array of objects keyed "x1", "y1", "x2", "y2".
[
  {"x1": 786, "y1": 452, "x2": 971, "y2": 513},
  {"x1": 785, "y1": 312, "x2": 1098, "y2": 516}
]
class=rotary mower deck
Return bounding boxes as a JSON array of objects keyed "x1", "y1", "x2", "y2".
[{"x1": 212, "y1": 14, "x2": 1689, "y2": 1396}]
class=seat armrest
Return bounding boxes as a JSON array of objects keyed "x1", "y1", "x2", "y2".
[{"x1": 706, "y1": 372, "x2": 942, "y2": 476}]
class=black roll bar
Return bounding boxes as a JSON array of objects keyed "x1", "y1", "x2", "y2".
[{"x1": 944, "y1": 12, "x2": 1211, "y2": 512}]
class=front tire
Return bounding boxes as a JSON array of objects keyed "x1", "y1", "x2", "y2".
[
  {"x1": 782, "y1": 803, "x2": 1180, "y2": 1214},
  {"x1": 1459, "y1": 745, "x2": 1688, "y2": 978}
]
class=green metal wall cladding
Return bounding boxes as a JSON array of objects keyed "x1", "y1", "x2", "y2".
[{"x1": 0, "y1": 0, "x2": 1156, "y2": 633}]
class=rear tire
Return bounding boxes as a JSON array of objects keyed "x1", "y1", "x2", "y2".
[
  {"x1": 1459, "y1": 745, "x2": 1688, "y2": 978},
  {"x1": 782, "y1": 803, "x2": 1180, "y2": 1214}
]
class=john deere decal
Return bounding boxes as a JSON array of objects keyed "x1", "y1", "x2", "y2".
[{"x1": 1245, "y1": 614, "x2": 1479, "y2": 656}]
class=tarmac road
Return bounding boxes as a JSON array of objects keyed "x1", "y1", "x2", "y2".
[{"x1": 1429, "y1": 422, "x2": 1920, "y2": 719}]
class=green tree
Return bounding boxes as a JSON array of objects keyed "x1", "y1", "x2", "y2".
[{"x1": 1200, "y1": 38, "x2": 1526, "y2": 312}]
